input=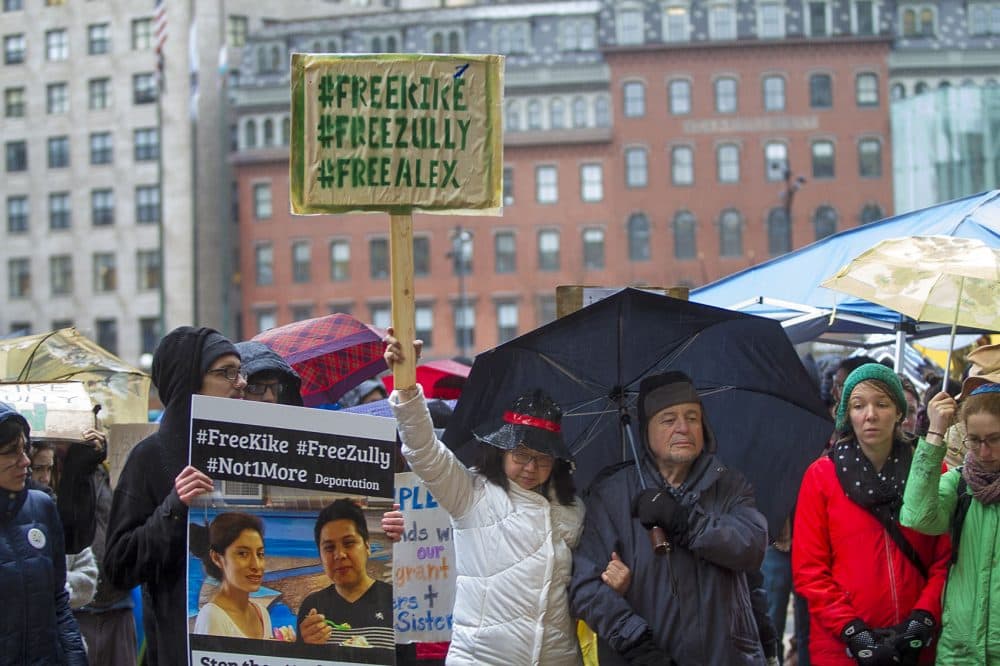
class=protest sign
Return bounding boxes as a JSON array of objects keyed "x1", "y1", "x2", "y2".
[
  {"x1": 391, "y1": 472, "x2": 456, "y2": 644},
  {"x1": 187, "y1": 396, "x2": 397, "y2": 666},
  {"x1": 0, "y1": 382, "x2": 95, "y2": 440},
  {"x1": 290, "y1": 53, "x2": 503, "y2": 215}
]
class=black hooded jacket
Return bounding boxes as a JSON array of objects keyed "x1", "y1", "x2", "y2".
[
  {"x1": 104, "y1": 327, "x2": 228, "y2": 666},
  {"x1": 234, "y1": 340, "x2": 303, "y2": 405}
]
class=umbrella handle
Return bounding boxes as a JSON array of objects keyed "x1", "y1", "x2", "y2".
[{"x1": 649, "y1": 526, "x2": 670, "y2": 555}]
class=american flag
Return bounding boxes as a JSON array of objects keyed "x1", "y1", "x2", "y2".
[{"x1": 154, "y1": 0, "x2": 167, "y2": 89}]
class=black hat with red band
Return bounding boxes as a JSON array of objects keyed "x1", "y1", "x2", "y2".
[{"x1": 473, "y1": 389, "x2": 573, "y2": 462}]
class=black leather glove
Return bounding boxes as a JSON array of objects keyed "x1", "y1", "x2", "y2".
[
  {"x1": 889, "y1": 609, "x2": 935, "y2": 663},
  {"x1": 842, "y1": 619, "x2": 901, "y2": 666},
  {"x1": 621, "y1": 630, "x2": 673, "y2": 666},
  {"x1": 632, "y1": 488, "x2": 689, "y2": 538}
]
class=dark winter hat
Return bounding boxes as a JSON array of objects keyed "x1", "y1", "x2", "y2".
[
  {"x1": 637, "y1": 371, "x2": 716, "y2": 452},
  {"x1": 199, "y1": 331, "x2": 240, "y2": 376},
  {"x1": 834, "y1": 362, "x2": 907, "y2": 431},
  {"x1": 473, "y1": 389, "x2": 573, "y2": 461}
]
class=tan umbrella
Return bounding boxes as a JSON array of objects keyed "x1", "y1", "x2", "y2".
[{"x1": 821, "y1": 235, "x2": 1000, "y2": 377}]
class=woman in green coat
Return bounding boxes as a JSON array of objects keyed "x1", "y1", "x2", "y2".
[{"x1": 900, "y1": 382, "x2": 1000, "y2": 665}]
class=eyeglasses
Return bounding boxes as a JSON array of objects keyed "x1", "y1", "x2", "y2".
[
  {"x1": 207, "y1": 366, "x2": 246, "y2": 383},
  {"x1": 510, "y1": 448, "x2": 554, "y2": 470},
  {"x1": 963, "y1": 434, "x2": 1000, "y2": 450},
  {"x1": 246, "y1": 382, "x2": 285, "y2": 397}
]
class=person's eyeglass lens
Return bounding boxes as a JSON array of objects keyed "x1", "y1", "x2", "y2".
[
  {"x1": 208, "y1": 367, "x2": 245, "y2": 383},
  {"x1": 963, "y1": 434, "x2": 1000, "y2": 449},
  {"x1": 246, "y1": 383, "x2": 284, "y2": 396},
  {"x1": 511, "y1": 449, "x2": 553, "y2": 469}
]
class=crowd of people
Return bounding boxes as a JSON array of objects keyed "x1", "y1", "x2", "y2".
[{"x1": 2, "y1": 323, "x2": 998, "y2": 666}]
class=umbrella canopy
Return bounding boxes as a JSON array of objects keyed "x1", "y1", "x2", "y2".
[
  {"x1": 821, "y1": 235, "x2": 1000, "y2": 375},
  {"x1": 442, "y1": 288, "x2": 833, "y2": 534},
  {"x1": 252, "y1": 313, "x2": 385, "y2": 407},
  {"x1": 383, "y1": 358, "x2": 471, "y2": 399}
]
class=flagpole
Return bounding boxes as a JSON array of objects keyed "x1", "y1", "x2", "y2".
[{"x1": 155, "y1": 54, "x2": 165, "y2": 340}]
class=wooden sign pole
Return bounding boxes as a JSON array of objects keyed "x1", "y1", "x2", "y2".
[{"x1": 390, "y1": 213, "x2": 417, "y2": 389}]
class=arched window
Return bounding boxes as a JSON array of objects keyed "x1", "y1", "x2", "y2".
[
  {"x1": 432, "y1": 33, "x2": 444, "y2": 52},
  {"x1": 595, "y1": 97, "x2": 611, "y2": 127},
  {"x1": 244, "y1": 119, "x2": 257, "y2": 149},
  {"x1": 627, "y1": 213, "x2": 650, "y2": 261},
  {"x1": 919, "y1": 8, "x2": 934, "y2": 35},
  {"x1": 371, "y1": 36, "x2": 383, "y2": 52},
  {"x1": 572, "y1": 97, "x2": 588, "y2": 127},
  {"x1": 767, "y1": 208, "x2": 791, "y2": 256},
  {"x1": 890, "y1": 83, "x2": 906, "y2": 100},
  {"x1": 448, "y1": 31, "x2": 461, "y2": 53},
  {"x1": 281, "y1": 117, "x2": 290, "y2": 145},
  {"x1": 257, "y1": 48, "x2": 268, "y2": 73},
  {"x1": 901, "y1": 8, "x2": 916, "y2": 36},
  {"x1": 270, "y1": 46, "x2": 281, "y2": 72},
  {"x1": 813, "y1": 205, "x2": 838, "y2": 240},
  {"x1": 263, "y1": 118, "x2": 274, "y2": 146},
  {"x1": 386, "y1": 35, "x2": 398, "y2": 52},
  {"x1": 497, "y1": 26, "x2": 512, "y2": 53},
  {"x1": 719, "y1": 209, "x2": 742, "y2": 257},
  {"x1": 859, "y1": 203, "x2": 883, "y2": 225},
  {"x1": 327, "y1": 40, "x2": 338, "y2": 53},
  {"x1": 673, "y1": 211, "x2": 696, "y2": 259},
  {"x1": 550, "y1": 98, "x2": 565, "y2": 129},
  {"x1": 527, "y1": 99, "x2": 543, "y2": 130},
  {"x1": 914, "y1": 81, "x2": 928, "y2": 95},
  {"x1": 505, "y1": 102, "x2": 521, "y2": 132}
]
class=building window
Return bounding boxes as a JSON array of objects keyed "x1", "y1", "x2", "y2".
[
  {"x1": 330, "y1": 240, "x2": 350, "y2": 281},
  {"x1": 134, "y1": 128, "x2": 160, "y2": 161},
  {"x1": 369, "y1": 237, "x2": 389, "y2": 279},
  {"x1": 4, "y1": 34, "x2": 25, "y2": 64},
  {"x1": 968, "y1": 4, "x2": 1000, "y2": 36},
  {"x1": 560, "y1": 18, "x2": 596, "y2": 51},
  {"x1": 364, "y1": 304, "x2": 388, "y2": 331},
  {"x1": 5, "y1": 140, "x2": 27, "y2": 171},
  {"x1": 4, "y1": 0, "x2": 24, "y2": 11},
  {"x1": 8, "y1": 258, "x2": 30, "y2": 298},
  {"x1": 627, "y1": 213, "x2": 650, "y2": 261},
  {"x1": 227, "y1": 15, "x2": 248, "y2": 47},
  {"x1": 672, "y1": 146, "x2": 694, "y2": 185},
  {"x1": 495, "y1": 23, "x2": 530, "y2": 53},
  {"x1": 662, "y1": 5, "x2": 689, "y2": 42},
  {"x1": 93, "y1": 252, "x2": 117, "y2": 292},
  {"x1": 807, "y1": 1, "x2": 829, "y2": 36},
  {"x1": 90, "y1": 132, "x2": 113, "y2": 165},
  {"x1": 413, "y1": 236, "x2": 430, "y2": 277},
  {"x1": 256, "y1": 309, "x2": 277, "y2": 334},
  {"x1": 254, "y1": 244, "x2": 273, "y2": 286},
  {"x1": 617, "y1": 8, "x2": 645, "y2": 44},
  {"x1": 860, "y1": 203, "x2": 883, "y2": 224},
  {"x1": 853, "y1": 0, "x2": 875, "y2": 35},
  {"x1": 536, "y1": 166, "x2": 558, "y2": 203},
  {"x1": 669, "y1": 79, "x2": 691, "y2": 115},
  {"x1": 454, "y1": 303, "x2": 475, "y2": 350},
  {"x1": 263, "y1": 119, "x2": 275, "y2": 146},
  {"x1": 4, "y1": 87, "x2": 25, "y2": 117},
  {"x1": 715, "y1": 77, "x2": 738, "y2": 113},
  {"x1": 140, "y1": 317, "x2": 160, "y2": 355},
  {"x1": 415, "y1": 305, "x2": 433, "y2": 349},
  {"x1": 527, "y1": 99, "x2": 542, "y2": 129},
  {"x1": 496, "y1": 302, "x2": 519, "y2": 344},
  {"x1": 767, "y1": 208, "x2": 791, "y2": 256},
  {"x1": 6, "y1": 196, "x2": 28, "y2": 233},
  {"x1": 717, "y1": 144, "x2": 740, "y2": 183},
  {"x1": 495, "y1": 231, "x2": 516, "y2": 273},
  {"x1": 623, "y1": 81, "x2": 646, "y2": 117},
  {"x1": 49, "y1": 192, "x2": 71, "y2": 230},
  {"x1": 46, "y1": 29, "x2": 68, "y2": 61},
  {"x1": 132, "y1": 18, "x2": 152, "y2": 50},
  {"x1": 719, "y1": 209, "x2": 743, "y2": 257},
  {"x1": 538, "y1": 230, "x2": 560, "y2": 271},
  {"x1": 136, "y1": 249, "x2": 161, "y2": 291},
  {"x1": 855, "y1": 73, "x2": 879, "y2": 107},
  {"x1": 289, "y1": 241, "x2": 310, "y2": 283},
  {"x1": 891, "y1": 83, "x2": 906, "y2": 100},
  {"x1": 765, "y1": 142, "x2": 788, "y2": 181},
  {"x1": 503, "y1": 166, "x2": 514, "y2": 206},
  {"x1": 673, "y1": 211, "x2": 696, "y2": 259},
  {"x1": 572, "y1": 97, "x2": 588, "y2": 127},
  {"x1": 49, "y1": 255, "x2": 72, "y2": 296},
  {"x1": 95, "y1": 318, "x2": 118, "y2": 354},
  {"x1": 88, "y1": 78, "x2": 111, "y2": 110},
  {"x1": 88, "y1": 23, "x2": 110, "y2": 55},
  {"x1": 758, "y1": 1, "x2": 785, "y2": 37},
  {"x1": 136, "y1": 185, "x2": 160, "y2": 223},
  {"x1": 709, "y1": 4, "x2": 737, "y2": 39},
  {"x1": 133, "y1": 73, "x2": 157, "y2": 104},
  {"x1": 811, "y1": 140, "x2": 835, "y2": 178},
  {"x1": 47, "y1": 83, "x2": 69, "y2": 114},
  {"x1": 595, "y1": 97, "x2": 611, "y2": 127},
  {"x1": 582, "y1": 228, "x2": 605, "y2": 270},
  {"x1": 91, "y1": 189, "x2": 114, "y2": 226},
  {"x1": 625, "y1": 148, "x2": 648, "y2": 188},
  {"x1": 858, "y1": 138, "x2": 882, "y2": 177},
  {"x1": 810, "y1": 73, "x2": 833, "y2": 108},
  {"x1": 537, "y1": 294, "x2": 557, "y2": 326},
  {"x1": 763, "y1": 76, "x2": 785, "y2": 111},
  {"x1": 504, "y1": 102, "x2": 520, "y2": 132},
  {"x1": 253, "y1": 183, "x2": 272, "y2": 219},
  {"x1": 814, "y1": 205, "x2": 838, "y2": 239},
  {"x1": 581, "y1": 163, "x2": 603, "y2": 202},
  {"x1": 47, "y1": 136, "x2": 70, "y2": 168},
  {"x1": 550, "y1": 98, "x2": 566, "y2": 130}
]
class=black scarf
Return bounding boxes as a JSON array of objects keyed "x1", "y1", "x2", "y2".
[{"x1": 830, "y1": 438, "x2": 913, "y2": 526}]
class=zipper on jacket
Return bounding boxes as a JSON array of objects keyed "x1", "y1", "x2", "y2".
[{"x1": 883, "y1": 529, "x2": 901, "y2": 624}]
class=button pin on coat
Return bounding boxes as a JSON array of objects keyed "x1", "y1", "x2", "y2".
[{"x1": 27, "y1": 527, "x2": 46, "y2": 549}]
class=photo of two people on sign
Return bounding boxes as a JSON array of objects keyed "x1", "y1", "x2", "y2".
[{"x1": 185, "y1": 395, "x2": 455, "y2": 666}]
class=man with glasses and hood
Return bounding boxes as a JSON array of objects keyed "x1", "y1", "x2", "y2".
[
  {"x1": 570, "y1": 371, "x2": 769, "y2": 665},
  {"x1": 105, "y1": 326, "x2": 245, "y2": 665},
  {"x1": 235, "y1": 340, "x2": 304, "y2": 406}
]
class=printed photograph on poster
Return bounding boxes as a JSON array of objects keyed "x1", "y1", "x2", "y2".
[
  {"x1": 186, "y1": 395, "x2": 397, "y2": 666},
  {"x1": 392, "y1": 472, "x2": 456, "y2": 644}
]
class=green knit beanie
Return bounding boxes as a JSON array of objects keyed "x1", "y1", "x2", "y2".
[{"x1": 835, "y1": 362, "x2": 907, "y2": 431}]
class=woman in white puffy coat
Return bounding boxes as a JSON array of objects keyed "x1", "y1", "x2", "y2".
[{"x1": 384, "y1": 336, "x2": 584, "y2": 665}]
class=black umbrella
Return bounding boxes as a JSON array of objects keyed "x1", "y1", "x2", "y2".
[{"x1": 442, "y1": 288, "x2": 832, "y2": 535}]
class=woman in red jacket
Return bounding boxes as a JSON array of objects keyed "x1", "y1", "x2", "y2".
[{"x1": 793, "y1": 363, "x2": 950, "y2": 665}]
